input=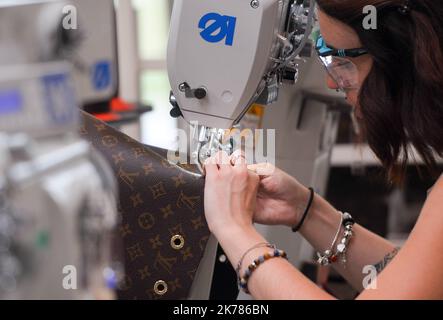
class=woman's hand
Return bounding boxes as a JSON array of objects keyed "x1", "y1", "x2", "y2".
[
  {"x1": 248, "y1": 163, "x2": 311, "y2": 228},
  {"x1": 203, "y1": 151, "x2": 260, "y2": 237}
]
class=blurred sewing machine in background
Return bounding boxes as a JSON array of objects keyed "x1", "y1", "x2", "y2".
[
  {"x1": 0, "y1": 1, "x2": 120, "y2": 299},
  {"x1": 0, "y1": 63, "x2": 119, "y2": 300}
]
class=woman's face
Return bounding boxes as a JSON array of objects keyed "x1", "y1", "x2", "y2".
[{"x1": 317, "y1": 9, "x2": 373, "y2": 115}]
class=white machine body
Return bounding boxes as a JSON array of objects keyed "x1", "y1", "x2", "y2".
[
  {"x1": 0, "y1": 0, "x2": 118, "y2": 107},
  {"x1": 0, "y1": 63, "x2": 78, "y2": 138},
  {"x1": 168, "y1": 0, "x2": 287, "y2": 129},
  {"x1": 167, "y1": 0, "x2": 315, "y2": 166}
]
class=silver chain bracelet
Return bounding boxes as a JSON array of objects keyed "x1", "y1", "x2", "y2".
[{"x1": 316, "y1": 212, "x2": 355, "y2": 267}]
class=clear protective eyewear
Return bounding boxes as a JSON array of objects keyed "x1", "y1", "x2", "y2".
[{"x1": 314, "y1": 34, "x2": 368, "y2": 90}]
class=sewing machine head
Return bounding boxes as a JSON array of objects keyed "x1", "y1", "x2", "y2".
[{"x1": 167, "y1": 0, "x2": 315, "y2": 166}]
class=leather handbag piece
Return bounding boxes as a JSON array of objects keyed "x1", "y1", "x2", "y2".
[{"x1": 78, "y1": 111, "x2": 211, "y2": 300}]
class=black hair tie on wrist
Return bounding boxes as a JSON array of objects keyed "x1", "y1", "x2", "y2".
[{"x1": 292, "y1": 187, "x2": 315, "y2": 233}]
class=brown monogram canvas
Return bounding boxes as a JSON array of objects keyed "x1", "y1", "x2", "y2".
[{"x1": 78, "y1": 111, "x2": 210, "y2": 300}]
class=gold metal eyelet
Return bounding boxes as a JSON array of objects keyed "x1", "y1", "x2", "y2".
[
  {"x1": 170, "y1": 234, "x2": 185, "y2": 250},
  {"x1": 154, "y1": 280, "x2": 168, "y2": 296}
]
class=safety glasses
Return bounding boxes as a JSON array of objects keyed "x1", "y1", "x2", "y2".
[{"x1": 315, "y1": 34, "x2": 368, "y2": 90}]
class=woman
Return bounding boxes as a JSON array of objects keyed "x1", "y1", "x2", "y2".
[{"x1": 204, "y1": 0, "x2": 443, "y2": 299}]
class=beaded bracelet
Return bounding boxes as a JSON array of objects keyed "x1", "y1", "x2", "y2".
[
  {"x1": 316, "y1": 212, "x2": 355, "y2": 266},
  {"x1": 235, "y1": 242, "x2": 276, "y2": 281},
  {"x1": 316, "y1": 213, "x2": 343, "y2": 266},
  {"x1": 239, "y1": 249, "x2": 288, "y2": 294},
  {"x1": 337, "y1": 212, "x2": 355, "y2": 265}
]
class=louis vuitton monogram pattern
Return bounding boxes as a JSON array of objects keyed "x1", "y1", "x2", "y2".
[{"x1": 78, "y1": 111, "x2": 210, "y2": 300}]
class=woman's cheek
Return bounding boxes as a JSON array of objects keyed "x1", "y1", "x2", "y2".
[
  {"x1": 345, "y1": 91, "x2": 358, "y2": 106},
  {"x1": 345, "y1": 91, "x2": 364, "y2": 119}
]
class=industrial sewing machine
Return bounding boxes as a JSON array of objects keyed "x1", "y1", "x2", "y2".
[{"x1": 168, "y1": 0, "x2": 316, "y2": 169}]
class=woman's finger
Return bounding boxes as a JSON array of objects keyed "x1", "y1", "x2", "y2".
[
  {"x1": 204, "y1": 156, "x2": 218, "y2": 178},
  {"x1": 247, "y1": 163, "x2": 276, "y2": 176},
  {"x1": 230, "y1": 149, "x2": 247, "y2": 167},
  {"x1": 213, "y1": 151, "x2": 232, "y2": 173}
]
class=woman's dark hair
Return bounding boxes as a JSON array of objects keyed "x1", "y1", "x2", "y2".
[{"x1": 316, "y1": 0, "x2": 443, "y2": 183}]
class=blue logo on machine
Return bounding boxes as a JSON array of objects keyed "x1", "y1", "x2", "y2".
[
  {"x1": 92, "y1": 60, "x2": 112, "y2": 91},
  {"x1": 42, "y1": 73, "x2": 76, "y2": 125},
  {"x1": 199, "y1": 12, "x2": 237, "y2": 46},
  {"x1": 0, "y1": 89, "x2": 23, "y2": 115}
]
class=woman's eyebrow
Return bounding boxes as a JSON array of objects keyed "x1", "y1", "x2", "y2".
[
  {"x1": 325, "y1": 40, "x2": 363, "y2": 51},
  {"x1": 323, "y1": 36, "x2": 359, "y2": 51}
]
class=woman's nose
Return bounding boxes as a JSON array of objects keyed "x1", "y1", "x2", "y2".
[{"x1": 325, "y1": 74, "x2": 339, "y2": 90}]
